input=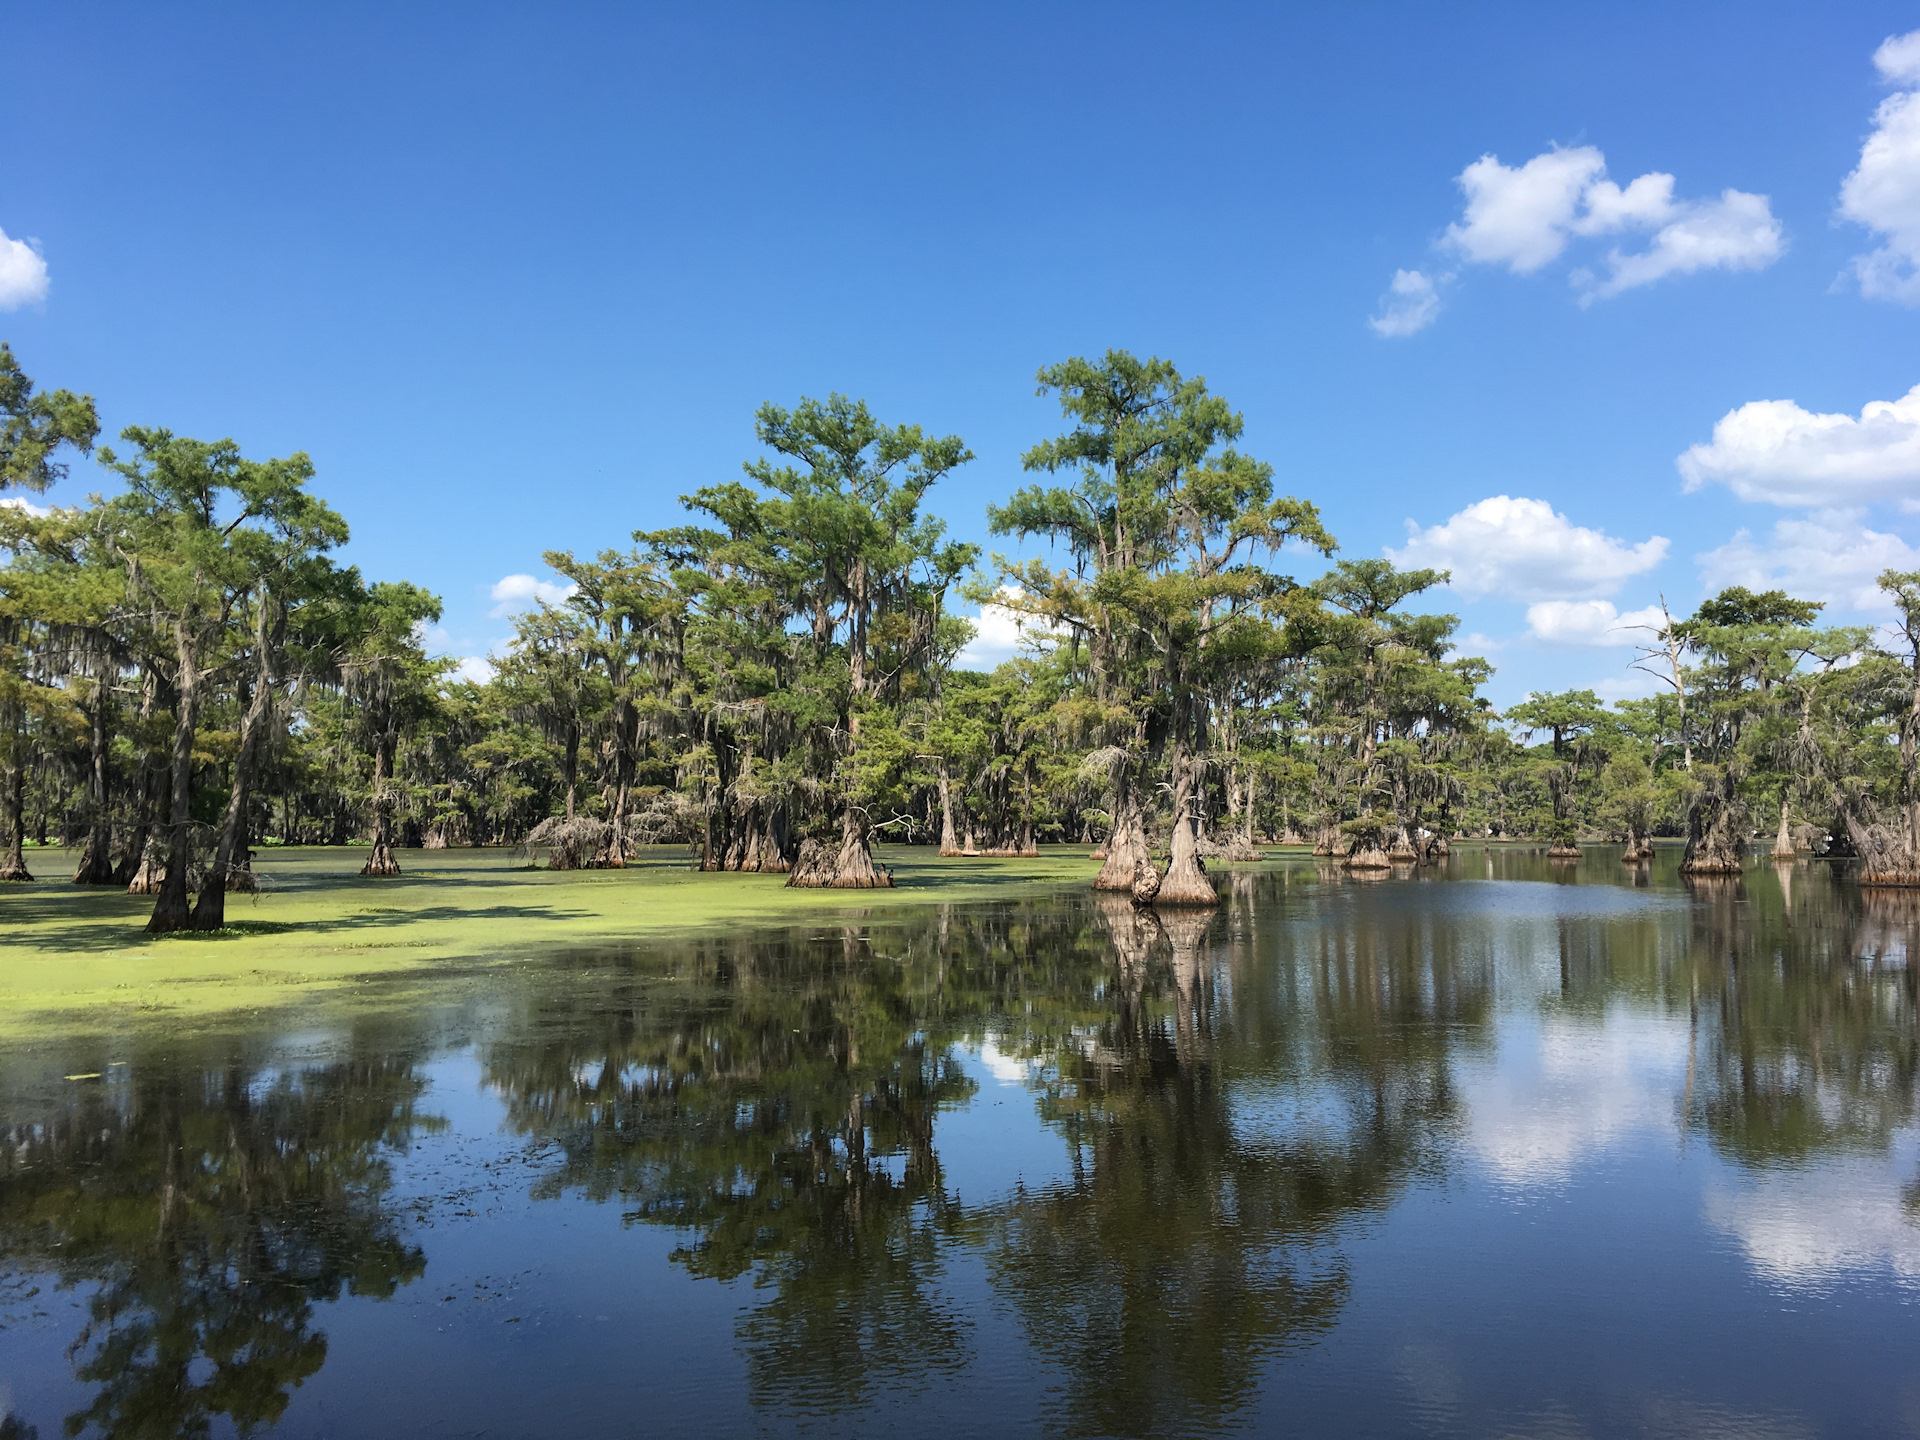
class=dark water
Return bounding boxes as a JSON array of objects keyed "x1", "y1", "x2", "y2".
[{"x1": 4, "y1": 848, "x2": 1919, "y2": 1439}]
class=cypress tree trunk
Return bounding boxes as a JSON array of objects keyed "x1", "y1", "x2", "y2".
[
  {"x1": 938, "y1": 767, "x2": 960, "y2": 856},
  {"x1": 1094, "y1": 774, "x2": 1152, "y2": 892},
  {"x1": 1770, "y1": 795, "x2": 1796, "y2": 860},
  {"x1": 1680, "y1": 767, "x2": 1745, "y2": 876},
  {"x1": 192, "y1": 659, "x2": 274, "y2": 929},
  {"x1": 189, "y1": 772, "x2": 250, "y2": 929},
  {"x1": 0, "y1": 744, "x2": 29, "y2": 882},
  {"x1": 361, "y1": 730, "x2": 401, "y2": 877},
  {"x1": 72, "y1": 683, "x2": 116, "y2": 884},
  {"x1": 829, "y1": 804, "x2": 891, "y2": 888},
  {"x1": 592, "y1": 699, "x2": 635, "y2": 868},
  {"x1": 1546, "y1": 768, "x2": 1582, "y2": 858},
  {"x1": 1155, "y1": 758, "x2": 1218, "y2": 908},
  {"x1": 787, "y1": 805, "x2": 891, "y2": 889},
  {"x1": 146, "y1": 648, "x2": 200, "y2": 933}
]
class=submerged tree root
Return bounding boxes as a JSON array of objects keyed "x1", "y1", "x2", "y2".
[
  {"x1": 1859, "y1": 868, "x2": 1920, "y2": 888},
  {"x1": 1679, "y1": 855, "x2": 1742, "y2": 875}
]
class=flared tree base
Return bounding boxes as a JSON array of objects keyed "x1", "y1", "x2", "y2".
[
  {"x1": 785, "y1": 835, "x2": 893, "y2": 889},
  {"x1": 1680, "y1": 855, "x2": 1742, "y2": 875},
  {"x1": 1094, "y1": 835, "x2": 1152, "y2": 892},
  {"x1": 1343, "y1": 846, "x2": 1391, "y2": 871},
  {"x1": 362, "y1": 843, "x2": 402, "y2": 877},
  {"x1": 1153, "y1": 866, "x2": 1219, "y2": 908},
  {"x1": 1859, "y1": 868, "x2": 1920, "y2": 888},
  {"x1": 71, "y1": 856, "x2": 116, "y2": 885}
]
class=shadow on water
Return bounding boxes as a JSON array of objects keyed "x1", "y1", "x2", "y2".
[{"x1": 4, "y1": 847, "x2": 1920, "y2": 1436}]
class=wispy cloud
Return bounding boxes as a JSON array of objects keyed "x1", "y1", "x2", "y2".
[
  {"x1": 1369, "y1": 268, "x2": 1444, "y2": 336},
  {"x1": 488, "y1": 573, "x2": 577, "y2": 618}
]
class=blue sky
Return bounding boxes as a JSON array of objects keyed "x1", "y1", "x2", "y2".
[{"x1": 5, "y1": 2, "x2": 1920, "y2": 704}]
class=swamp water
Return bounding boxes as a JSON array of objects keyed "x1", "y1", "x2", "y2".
[{"x1": 2, "y1": 848, "x2": 1918, "y2": 1438}]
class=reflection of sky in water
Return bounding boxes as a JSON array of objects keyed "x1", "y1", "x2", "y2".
[
  {"x1": 938, "y1": 1041, "x2": 1079, "y2": 1200},
  {"x1": 1707, "y1": 1135, "x2": 1920, "y2": 1291},
  {"x1": 1460, "y1": 1008, "x2": 1691, "y2": 1188}
]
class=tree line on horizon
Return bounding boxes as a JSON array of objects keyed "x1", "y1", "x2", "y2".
[{"x1": 7, "y1": 341, "x2": 1920, "y2": 934}]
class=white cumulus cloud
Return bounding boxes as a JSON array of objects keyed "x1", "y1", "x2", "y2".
[
  {"x1": 1386, "y1": 495, "x2": 1670, "y2": 602},
  {"x1": 1369, "y1": 268, "x2": 1443, "y2": 337},
  {"x1": 1447, "y1": 146, "x2": 1608, "y2": 272},
  {"x1": 1376, "y1": 144, "x2": 1781, "y2": 327},
  {"x1": 488, "y1": 572, "x2": 578, "y2": 618},
  {"x1": 1841, "y1": 30, "x2": 1920, "y2": 303},
  {"x1": 1525, "y1": 600, "x2": 1670, "y2": 647},
  {"x1": 0, "y1": 496, "x2": 51, "y2": 518},
  {"x1": 956, "y1": 588, "x2": 1057, "y2": 670},
  {"x1": 1446, "y1": 145, "x2": 1780, "y2": 295},
  {"x1": 0, "y1": 227, "x2": 48, "y2": 309},
  {"x1": 1697, "y1": 510, "x2": 1920, "y2": 612},
  {"x1": 451, "y1": 655, "x2": 497, "y2": 684},
  {"x1": 1678, "y1": 385, "x2": 1920, "y2": 508}
]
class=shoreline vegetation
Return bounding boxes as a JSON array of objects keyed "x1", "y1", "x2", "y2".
[
  {"x1": 4, "y1": 838, "x2": 1699, "y2": 1037},
  {"x1": 2, "y1": 844, "x2": 1107, "y2": 1034},
  {"x1": 8, "y1": 342, "x2": 1920, "y2": 968}
]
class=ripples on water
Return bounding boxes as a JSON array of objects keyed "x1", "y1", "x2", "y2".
[{"x1": 2, "y1": 847, "x2": 1917, "y2": 1438}]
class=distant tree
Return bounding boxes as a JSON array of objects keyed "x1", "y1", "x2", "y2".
[
  {"x1": 1305, "y1": 559, "x2": 1458, "y2": 866},
  {"x1": 653, "y1": 394, "x2": 975, "y2": 888},
  {"x1": 341, "y1": 580, "x2": 443, "y2": 878},
  {"x1": 1672, "y1": 587, "x2": 1831, "y2": 876},
  {"x1": 1507, "y1": 689, "x2": 1610, "y2": 855},
  {"x1": 991, "y1": 351, "x2": 1331, "y2": 904}
]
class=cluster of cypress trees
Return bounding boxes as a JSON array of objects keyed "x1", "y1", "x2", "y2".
[{"x1": 8, "y1": 343, "x2": 1920, "y2": 933}]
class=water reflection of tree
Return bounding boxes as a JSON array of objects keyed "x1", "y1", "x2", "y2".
[
  {"x1": 485, "y1": 877, "x2": 1494, "y2": 1435},
  {"x1": 1676, "y1": 870, "x2": 1920, "y2": 1166},
  {"x1": 482, "y1": 903, "x2": 1116, "y2": 1415},
  {"x1": 0, "y1": 1043, "x2": 433, "y2": 1440},
  {"x1": 986, "y1": 889, "x2": 1479, "y2": 1440}
]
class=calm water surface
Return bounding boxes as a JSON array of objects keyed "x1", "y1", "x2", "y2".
[{"x1": 4, "y1": 848, "x2": 1919, "y2": 1438}]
